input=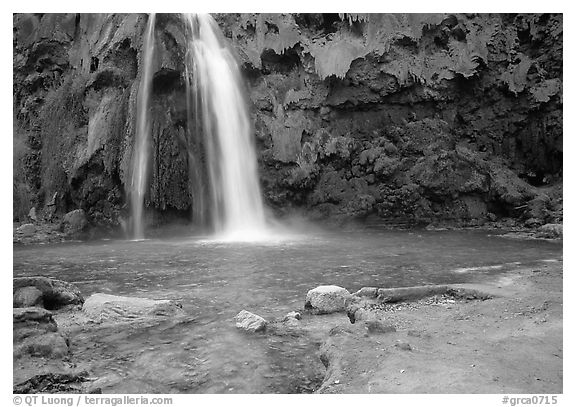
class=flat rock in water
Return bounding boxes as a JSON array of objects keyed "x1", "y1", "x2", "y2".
[
  {"x1": 82, "y1": 293, "x2": 182, "y2": 322},
  {"x1": 13, "y1": 276, "x2": 84, "y2": 309},
  {"x1": 235, "y1": 310, "x2": 267, "y2": 332},
  {"x1": 305, "y1": 285, "x2": 351, "y2": 314}
]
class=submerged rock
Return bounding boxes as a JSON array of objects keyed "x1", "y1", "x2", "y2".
[
  {"x1": 235, "y1": 310, "x2": 267, "y2": 332},
  {"x1": 305, "y1": 285, "x2": 351, "y2": 314},
  {"x1": 82, "y1": 293, "x2": 183, "y2": 323},
  {"x1": 13, "y1": 276, "x2": 84, "y2": 309}
]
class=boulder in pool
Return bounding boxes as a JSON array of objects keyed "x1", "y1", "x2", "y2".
[
  {"x1": 14, "y1": 276, "x2": 84, "y2": 309},
  {"x1": 305, "y1": 285, "x2": 351, "y2": 314},
  {"x1": 62, "y1": 209, "x2": 88, "y2": 235},
  {"x1": 82, "y1": 293, "x2": 182, "y2": 323},
  {"x1": 235, "y1": 310, "x2": 267, "y2": 333}
]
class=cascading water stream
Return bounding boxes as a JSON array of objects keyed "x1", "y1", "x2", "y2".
[
  {"x1": 183, "y1": 13, "x2": 268, "y2": 240},
  {"x1": 130, "y1": 13, "x2": 156, "y2": 240}
]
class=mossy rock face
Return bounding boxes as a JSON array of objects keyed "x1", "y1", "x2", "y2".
[{"x1": 13, "y1": 13, "x2": 563, "y2": 229}]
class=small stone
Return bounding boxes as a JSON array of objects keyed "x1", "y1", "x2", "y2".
[
  {"x1": 235, "y1": 310, "x2": 267, "y2": 333},
  {"x1": 284, "y1": 311, "x2": 301, "y2": 320},
  {"x1": 400, "y1": 369, "x2": 405, "y2": 373}
]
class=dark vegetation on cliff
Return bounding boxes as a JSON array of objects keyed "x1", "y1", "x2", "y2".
[{"x1": 13, "y1": 13, "x2": 562, "y2": 232}]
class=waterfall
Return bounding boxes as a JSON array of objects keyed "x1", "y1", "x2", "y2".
[
  {"x1": 183, "y1": 13, "x2": 267, "y2": 240},
  {"x1": 130, "y1": 13, "x2": 156, "y2": 240}
]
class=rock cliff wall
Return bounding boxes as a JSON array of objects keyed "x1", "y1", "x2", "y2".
[{"x1": 13, "y1": 13, "x2": 563, "y2": 230}]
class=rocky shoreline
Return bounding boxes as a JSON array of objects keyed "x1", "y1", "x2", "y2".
[
  {"x1": 13, "y1": 250, "x2": 562, "y2": 393},
  {"x1": 313, "y1": 261, "x2": 563, "y2": 393}
]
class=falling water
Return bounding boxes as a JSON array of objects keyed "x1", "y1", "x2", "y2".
[
  {"x1": 184, "y1": 14, "x2": 267, "y2": 240},
  {"x1": 130, "y1": 13, "x2": 156, "y2": 240}
]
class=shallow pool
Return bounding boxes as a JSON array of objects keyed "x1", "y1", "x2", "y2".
[{"x1": 13, "y1": 226, "x2": 562, "y2": 393}]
